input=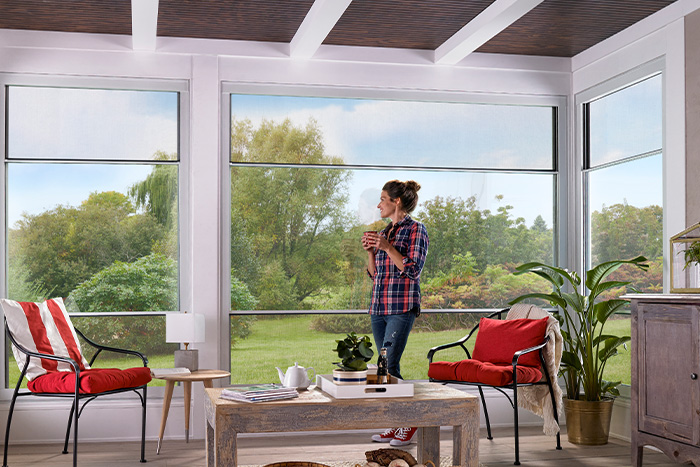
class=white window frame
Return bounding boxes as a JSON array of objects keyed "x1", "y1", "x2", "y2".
[
  {"x1": 0, "y1": 74, "x2": 191, "y2": 399},
  {"x1": 575, "y1": 58, "x2": 665, "y2": 397},
  {"x1": 220, "y1": 82, "x2": 569, "y2": 375}
]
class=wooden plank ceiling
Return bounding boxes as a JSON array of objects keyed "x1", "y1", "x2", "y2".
[{"x1": 0, "y1": 0, "x2": 678, "y2": 58}]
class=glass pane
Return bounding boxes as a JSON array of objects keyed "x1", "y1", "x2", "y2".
[
  {"x1": 588, "y1": 74, "x2": 662, "y2": 167},
  {"x1": 587, "y1": 154, "x2": 663, "y2": 386},
  {"x1": 230, "y1": 165, "x2": 555, "y2": 312},
  {"x1": 6, "y1": 162, "x2": 179, "y2": 306},
  {"x1": 230, "y1": 94, "x2": 554, "y2": 170},
  {"x1": 7, "y1": 316, "x2": 177, "y2": 389},
  {"x1": 229, "y1": 313, "x2": 488, "y2": 384},
  {"x1": 7, "y1": 86, "x2": 178, "y2": 161}
]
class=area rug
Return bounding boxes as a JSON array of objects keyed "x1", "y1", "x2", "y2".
[{"x1": 242, "y1": 457, "x2": 483, "y2": 467}]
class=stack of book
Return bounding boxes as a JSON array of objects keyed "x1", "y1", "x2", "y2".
[{"x1": 220, "y1": 384, "x2": 299, "y2": 403}]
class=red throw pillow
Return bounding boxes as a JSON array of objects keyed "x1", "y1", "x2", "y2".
[{"x1": 471, "y1": 317, "x2": 548, "y2": 368}]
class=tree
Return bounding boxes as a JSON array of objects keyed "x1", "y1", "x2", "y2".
[
  {"x1": 591, "y1": 203, "x2": 663, "y2": 264},
  {"x1": 10, "y1": 192, "x2": 166, "y2": 298},
  {"x1": 230, "y1": 118, "x2": 352, "y2": 309},
  {"x1": 419, "y1": 194, "x2": 553, "y2": 277},
  {"x1": 129, "y1": 151, "x2": 178, "y2": 230},
  {"x1": 230, "y1": 276, "x2": 258, "y2": 348},
  {"x1": 67, "y1": 254, "x2": 178, "y2": 355}
]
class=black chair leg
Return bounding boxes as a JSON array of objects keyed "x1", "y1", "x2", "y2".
[
  {"x1": 477, "y1": 386, "x2": 493, "y2": 440},
  {"x1": 140, "y1": 385, "x2": 147, "y2": 463},
  {"x1": 3, "y1": 376, "x2": 24, "y2": 467},
  {"x1": 72, "y1": 393, "x2": 79, "y2": 467},
  {"x1": 513, "y1": 379, "x2": 520, "y2": 465},
  {"x1": 62, "y1": 403, "x2": 76, "y2": 454},
  {"x1": 546, "y1": 379, "x2": 563, "y2": 451}
]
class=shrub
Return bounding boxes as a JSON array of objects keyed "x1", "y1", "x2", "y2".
[
  {"x1": 67, "y1": 254, "x2": 178, "y2": 356},
  {"x1": 230, "y1": 276, "x2": 257, "y2": 348},
  {"x1": 310, "y1": 314, "x2": 372, "y2": 334}
]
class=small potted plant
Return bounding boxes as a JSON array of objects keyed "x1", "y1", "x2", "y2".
[{"x1": 332, "y1": 332, "x2": 374, "y2": 385}]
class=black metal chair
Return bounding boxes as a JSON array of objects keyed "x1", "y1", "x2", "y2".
[
  {"x1": 3, "y1": 321, "x2": 150, "y2": 467},
  {"x1": 427, "y1": 308, "x2": 562, "y2": 465}
]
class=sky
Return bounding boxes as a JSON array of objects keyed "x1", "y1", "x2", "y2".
[{"x1": 5, "y1": 82, "x2": 662, "y2": 230}]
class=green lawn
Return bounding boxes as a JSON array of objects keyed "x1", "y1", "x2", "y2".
[
  {"x1": 230, "y1": 314, "x2": 632, "y2": 386},
  {"x1": 229, "y1": 315, "x2": 474, "y2": 384},
  {"x1": 601, "y1": 316, "x2": 632, "y2": 386},
  {"x1": 7, "y1": 314, "x2": 632, "y2": 389}
]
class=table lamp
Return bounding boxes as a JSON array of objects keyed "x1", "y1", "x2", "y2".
[{"x1": 166, "y1": 312, "x2": 205, "y2": 371}]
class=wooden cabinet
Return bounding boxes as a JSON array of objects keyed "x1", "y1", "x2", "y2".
[{"x1": 628, "y1": 294, "x2": 700, "y2": 466}]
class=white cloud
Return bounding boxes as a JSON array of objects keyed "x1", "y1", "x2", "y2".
[{"x1": 8, "y1": 87, "x2": 177, "y2": 160}]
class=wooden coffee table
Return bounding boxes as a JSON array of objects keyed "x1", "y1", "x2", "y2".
[{"x1": 204, "y1": 382, "x2": 479, "y2": 467}]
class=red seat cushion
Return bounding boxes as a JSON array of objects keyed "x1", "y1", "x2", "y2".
[
  {"x1": 429, "y1": 360, "x2": 542, "y2": 386},
  {"x1": 28, "y1": 367, "x2": 152, "y2": 394},
  {"x1": 471, "y1": 317, "x2": 548, "y2": 368}
]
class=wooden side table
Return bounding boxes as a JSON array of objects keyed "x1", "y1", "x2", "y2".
[{"x1": 154, "y1": 369, "x2": 231, "y2": 454}]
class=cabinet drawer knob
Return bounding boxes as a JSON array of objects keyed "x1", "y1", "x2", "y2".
[{"x1": 692, "y1": 373, "x2": 698, "y2": 380}]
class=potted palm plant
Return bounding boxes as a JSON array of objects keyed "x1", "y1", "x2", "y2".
[
  {"x1": 509, "y1": 255, "x2": 649, "y2": 445},
  {"x1": 332, "y1": 332, "x2": 374, "y2": 385}
]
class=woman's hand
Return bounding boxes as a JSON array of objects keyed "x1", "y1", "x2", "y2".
[
  {"x1": 362, "y1": 232, "x2": 390, "y2": 252},
  {"x1": 362, "y1": 232, "x2": 377, "y2": 251}
]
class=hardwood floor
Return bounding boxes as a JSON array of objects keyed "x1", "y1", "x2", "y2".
[{"x1": 1, "y1": 426, "x2": 679, "y2": 466}]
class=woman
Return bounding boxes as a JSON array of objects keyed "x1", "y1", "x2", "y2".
[{"x1": 362, "y1": 179, "x2": 429, "y2": 446}]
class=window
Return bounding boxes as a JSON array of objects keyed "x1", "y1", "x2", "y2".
[
  {"x1": 227, "y1": 90, "x2": 560, "y2": 383},
  {"x1": 583, "y1": 73, "x2": 664, "y2": 386},
  {"x1": 4, "y1": 82, "x2": 184, "y2": 388}
]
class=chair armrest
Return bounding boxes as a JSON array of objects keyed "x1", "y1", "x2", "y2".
[
  {"x1": 427, "y1": 308, "x2": 510, "y2": 363},
  {"x1": 511, "y1": 335, "x2": 550, "y2": 366},
  {"x1": 75, "y1": 328, "x2": 149, "y2": 367},
  {"x1": 427, "y1": 340, "x2": 471, "y2": 363}
]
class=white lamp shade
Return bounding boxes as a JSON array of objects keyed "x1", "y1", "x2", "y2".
[{"x1": 166, "y1": 312, "x2": 206, "y2": 344}]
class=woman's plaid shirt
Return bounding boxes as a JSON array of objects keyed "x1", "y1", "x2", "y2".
[{"x1": 369, "y1": 215, "x2": 429, "y2": 316}]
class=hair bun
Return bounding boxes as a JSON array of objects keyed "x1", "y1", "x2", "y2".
[{"x1": 405, "y1": 180, "x2": 421, "y2": 192}]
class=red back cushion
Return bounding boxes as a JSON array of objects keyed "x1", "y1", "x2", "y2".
[
  {"x1": 1, "y1": 298, "x2": 90, "y2": 380},
  {"x1": 471, "y1": 317, "x2": 548, "y2": 367}
]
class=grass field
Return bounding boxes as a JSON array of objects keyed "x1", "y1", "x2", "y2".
[{"x1": 7, "y1": 314, "x2": 632, "y2": 389}]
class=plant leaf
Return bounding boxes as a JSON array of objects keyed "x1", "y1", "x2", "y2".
[
  {"x1": 585, "y1": 256, "x2": 648, "y2": 292},
  {"x1": 561, "y1": 351, "x2": 582, "y2": 372},
  {"x1": 601, "y1": 379, "x2": 621, "y2": 397},
  {"x1": 593, "y1": 299, "x2": 628, "y2": 325},
  {"x1": 590, "y1": 280, "x2": 631, "y2": 298},
  {"x1": 598, "y1": 336, "x2": 631, "y2": 362},
  {"x1": 358, "y1": 340, "x2": 374, "y2": 359}
]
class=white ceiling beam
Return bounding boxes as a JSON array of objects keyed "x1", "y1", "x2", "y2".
[
  {"x1": 131, "y1": 0, "x2": 159, "y2": 51},
  {"x1": 290, "y1": 0, "x2": 352, "y2": 59},
  {"x1": 435, "y1": 0, "x2": 544, "y2": 65}
]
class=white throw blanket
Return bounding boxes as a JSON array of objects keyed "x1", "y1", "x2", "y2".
[{"x1": 506, "y1": 303, "x2": 563, "y2": 436}]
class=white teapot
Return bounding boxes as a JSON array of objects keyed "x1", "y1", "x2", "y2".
[{"x1": 276, "y1": 362, "x2": 315, "y2": 389}]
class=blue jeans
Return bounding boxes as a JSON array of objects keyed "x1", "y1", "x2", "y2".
[{"x1": 371, "y1": 312, "x2": 416, "y2": 380}]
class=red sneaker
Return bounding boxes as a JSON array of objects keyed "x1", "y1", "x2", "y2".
[
  {"x1": 371, "y1": 428, "x2": 396, "y2": 443},
  {"x1": 390, "y1": 427, "x2": 417, "y2": 446}
]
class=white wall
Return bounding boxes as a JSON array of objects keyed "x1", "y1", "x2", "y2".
[{"x1": 0, "y1": 0, "x2": 697, "y2": 444}]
